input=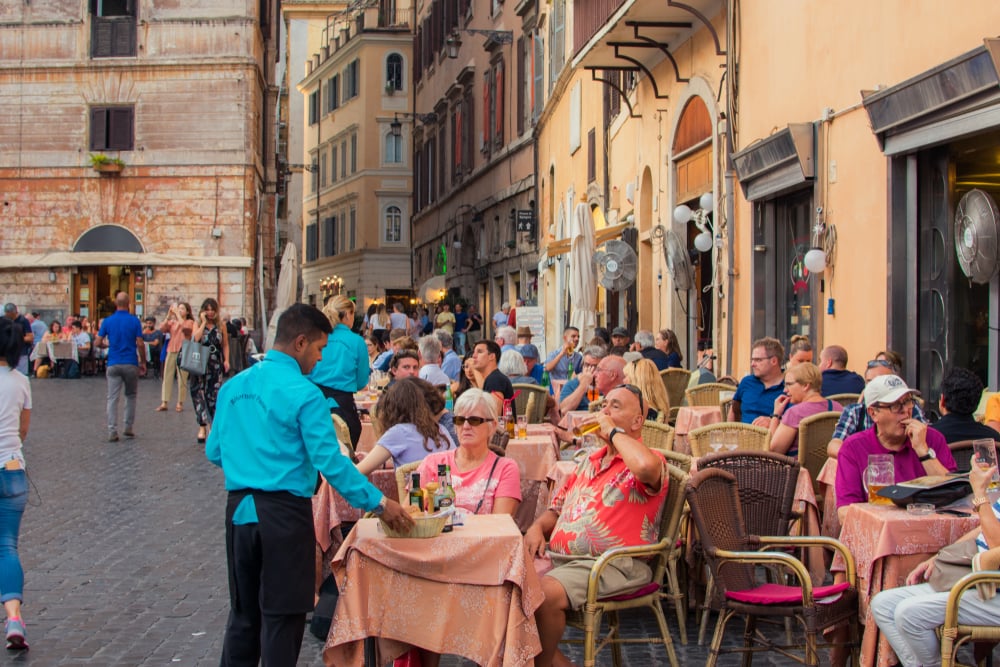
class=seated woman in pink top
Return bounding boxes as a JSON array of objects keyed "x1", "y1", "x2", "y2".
[
  {"x1": 768, "y1": 362, "x2": 842, "y2": 458},
  {"x1": 417, "y1": 388, "x2": 521, "y2": 516}
]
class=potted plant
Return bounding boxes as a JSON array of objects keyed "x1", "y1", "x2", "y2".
[{"x1": 89, "y1": 153, "x2": 125, "y2": 174}]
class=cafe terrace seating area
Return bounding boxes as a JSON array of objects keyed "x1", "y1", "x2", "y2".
[{"x1": 310, "y1": 382, "x2": 1000, "y2": 666}]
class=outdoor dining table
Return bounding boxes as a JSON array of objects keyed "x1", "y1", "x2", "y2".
[
  {"x1": 558, "y1": 410, "x2": 591, "y2": 433},
  {"x1": 506, "y1": 435, "x2": 560, "y2": 532},
  {"x1": 323, "y1": 514, "x2": 544, "y2": 666},
  {"x1": 313, "y1": 469, "x2": 398, "y2": 564},
  {"x1": 673, "y1": 405, "x2": 722, "y2": 455},
  {"x1": 831, "y1": 502, "x2": 980, "y2": 667},
  {"x1": 47, "y1": 340, "x2": 77, "y2": 363}
]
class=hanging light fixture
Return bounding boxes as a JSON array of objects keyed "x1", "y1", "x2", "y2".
[{"x1": 673, "y1": 192, "x2": 716, "y2": 253}]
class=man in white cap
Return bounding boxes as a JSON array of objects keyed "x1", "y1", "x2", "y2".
[{"x1": 834, "y1": 375, "x2": 956, "y2": 521}]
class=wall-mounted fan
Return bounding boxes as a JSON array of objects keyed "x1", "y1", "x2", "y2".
[
  {"x1": 655, "y1": 226, "x2": 694, "y2": 291},
  {"x1": 593, "y1": 240, "x2": 637, "y2": 291},
  {"x1": 954, "y1": 189, "x2": 1000, "y2": 284}
]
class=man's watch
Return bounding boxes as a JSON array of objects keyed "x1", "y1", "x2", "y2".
[
  {"x1": 608, "y1": 427, "x2": 626, "y2": 445},
  {"x1": 918, "y1": 449, "x2": 937, "y2": 462},
  {"x1": 372, "y1": 496, "x2": 388, "y2": 516}
]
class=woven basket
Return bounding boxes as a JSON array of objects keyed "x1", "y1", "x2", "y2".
[{"x1": 381, "y1": 513, "x2": 448, "y2": 538}]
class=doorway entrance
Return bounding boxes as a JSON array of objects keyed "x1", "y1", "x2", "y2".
[{"x1": 73, "y1": 266, "x2": 146, "y2": 322}]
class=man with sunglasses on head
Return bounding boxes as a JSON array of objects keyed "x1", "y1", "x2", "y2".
[
  {"x1": 729, "y1": 337, "x2": 786, "y2": 426},
  {"x1": 826, "y1": 357, "x2": 927, "y2": 460},
  {"x1": 526, "y1": 384, "x2": 668, "y2": 667},
  {"x1": 834, "y1": 375, "x2": 955, "y2": 521}
]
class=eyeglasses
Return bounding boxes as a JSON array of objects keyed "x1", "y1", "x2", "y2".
[
  {"x1": 454, "y1": 415, "x2": 494, "y2": 427},
  {"x1": 867, "y1": 359, "x2": 894, "y2": 370},
  {"x1": 612, "y1": 383, "x2": 646, "y2": 414},
  {"x1": 783, "y1": 381, "x2": 803, "y2": 388},
  {"x1": 750, "y1": 356, "x2": 775, "y2": 363},
  {"x1": 873, "y1": 398, "x2": 914, "y2": 415}
]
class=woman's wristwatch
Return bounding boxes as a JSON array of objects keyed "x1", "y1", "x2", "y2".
[{"x1": 973, "y1": 496, "x2": 992, "y2": 511}]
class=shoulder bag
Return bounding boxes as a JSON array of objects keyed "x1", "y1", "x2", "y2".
[
  {"x1": 179, "y1": 339, "x2": 209, "y2": 376},
  {"x1": 928, "y1": 539, "x2": 979, "y2": 592}
]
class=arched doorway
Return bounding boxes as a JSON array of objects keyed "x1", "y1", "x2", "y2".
[
  {"x1": 672, "y1": 94, "x2": 714, "y2": 360},
  {"x1": 72, "y1": 225, "x2": 147, "y2": 321}
]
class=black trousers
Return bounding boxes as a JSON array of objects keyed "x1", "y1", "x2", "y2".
[
  {"x1": 318, "y1": 386, "x2": 363, "y2": 448},
  {"x1": 221, "y1": 491, "x2": 314, "y2": 667}
]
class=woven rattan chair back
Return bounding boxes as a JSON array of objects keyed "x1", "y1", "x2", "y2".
[
  {"x1": 660, "y1": 449, "x2": 692, "y2": 473},
  {"x1": 796, "y1": 411, "x2": 841, "y2": 489},
  {"x1": 696, "y1": 450, "x2": 800, "y2": 539},
  {"x1": 825, "y1": 393, "x2": 860, "y2": 405},
  {"x1": 685, "y1": 469, "x2": 758, "y2": 592},
  {"x1": 642, "y1": 420, "x2": 676, "y2": 452},
  {"x1": 947, "y1": 439, "x2": 989, "y2": 473},
  {"x1": 331, "y1": 413, "x2": 356, "y2": 459},
  {"x1": 661, "y1": 369, "x2": 692, "y2": 421},
  {"x1": 394, "y1": 461, "x2": 422, "y2": 505},
  {"x1": 684, "y1": 383, "x2": 734, "y2": 408},
  {"x1": 688, "y1": 422, "x2": 771, "y2": 459},
  {"x1": 512, "y1": 383, "x2": 548, "y2": 423}
]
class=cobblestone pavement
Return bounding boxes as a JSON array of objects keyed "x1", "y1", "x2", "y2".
[{"x1": 9, "y1": 375, "x2": 953, "y2": 666}]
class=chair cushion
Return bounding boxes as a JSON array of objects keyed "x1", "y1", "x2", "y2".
[
  {"x1": 599, "y1": 582, "x2": 661, "y2": 602},
  {"x1": 725, "y1": 581, "x2": 850, "y2": 605}
]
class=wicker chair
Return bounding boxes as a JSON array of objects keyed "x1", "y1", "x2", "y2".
[
  {"x1": 685, "y1": 468, "x2": 860, "y2": 666},
  {"x1": 685, "y1": 382, "x2": 735, "y2": 409},
  {"x1": 394, "y1": 461, "x2": 422, "y2": 505},
  {"x1": 825, "y1": 393, "x2": 860, "y2": 405},
  {"x1": 587, "y1": 397, "x2": 606, "y2": 412},
  {"x1": 695, "y1": 450, "x2": 801, "y2": 644},
  {"x1": 512, "y1": 383, "x2": 548, "y2": 423},
  {"x1": 660, "y1": 449, "x2": 692, "y2": 473},
  {"x1": 642, "y1": 421, "x2": 676, "y2": 452},
  {"x1": 688, "y1": 422, "x2": 771, "y2": 459},
  {"x1": 563, "y1": 464, "x2": 688, "y2": 664},
  {"x1": 797, "y1": 411, "x2": 842, "y2": 497},
  {"x1": 661, "y1": 369, "x2": 692, "y2": 422},
  {"x1": 331, "y1": 413, "x2": 356, "y2": 459},
  {"x1": 940, "y1": 546, "x2": 1000, "y2": 667}
]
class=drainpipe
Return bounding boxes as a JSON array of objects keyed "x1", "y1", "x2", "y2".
[{"x1": 723, "y1": 0, "x2": 736, "y2": 377}]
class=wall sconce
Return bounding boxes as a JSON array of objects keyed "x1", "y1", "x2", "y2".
[
  {"x1": 48, "y1": 270, "x2": 56, "y2": 283},
  {"x1": 452, "y1": 234, "x2": 462, "y2": 249},
  {"x1": 445, "y1": 29, "x2": 514, "y2": 59},
  {"x1": 145, "y1": 267, "x2": 154, "y2": 279},
  {"x1": 803, "y1": 208, "x2": 835, "y2": 274},
  {"x1": 390, "y1": 112, "x2": 438, "y2": 137},
  {"x1": 673, "y1": 192, "x2": 716, "y2": 253}
]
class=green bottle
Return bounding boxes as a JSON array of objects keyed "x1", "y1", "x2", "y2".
[{"x1": 445, "y1": 384, "x2": 454, "y2": 411}]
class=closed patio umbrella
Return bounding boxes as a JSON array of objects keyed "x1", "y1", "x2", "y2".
[
  {"x1": 264, "y1": 243, "x2": 298, "y2": 350},
  {"x1": 568, "y1": 202, "x2": 597, "y2": 343}
]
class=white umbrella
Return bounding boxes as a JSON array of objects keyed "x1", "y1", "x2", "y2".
[
  {"x1": 417, "y1": 275, "x2": 446, "y2": 304},
  {"x1": 264, "y1": 243, "x2": 299, "y2": 350},
  {"x1": 568, "y1": 202, "x2": 597, "y2": 343}
]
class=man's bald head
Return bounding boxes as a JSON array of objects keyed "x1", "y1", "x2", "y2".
[
  {"x1": 820, "y1": 345, "x2": 849, "y2": 370},
  {"x1": 595, "y1": 355, "x2": 627, "y2": 394},
  {"x1": 115, "y1": 292, "x2": 130, "y2": 309}
]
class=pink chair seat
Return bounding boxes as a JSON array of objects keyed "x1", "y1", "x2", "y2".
[
  {"x1": 600, "y1": 582, "x2": 661, "y2": 602},
  {"x1": 725, "y1": 581, "x2": 850, "y2": 605}
]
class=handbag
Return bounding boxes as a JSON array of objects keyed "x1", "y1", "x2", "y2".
[
  {"x1": 179, "y1": 339, "x2": 210, "y2": 376},
  {"x1": 928, "y1": 539, "x2": 979, "y2": 592},
  {"x1": 877, "y1": 474, "x2": 972, "y2": 508}
]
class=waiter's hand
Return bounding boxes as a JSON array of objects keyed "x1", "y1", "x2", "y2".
[{"x1": 380, "y1": 499, "x2": 415, "y2": 533}]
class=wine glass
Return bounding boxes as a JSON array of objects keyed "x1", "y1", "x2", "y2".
[{"x1": 375, "y1": 370, "x2": 390, "y2": 390}]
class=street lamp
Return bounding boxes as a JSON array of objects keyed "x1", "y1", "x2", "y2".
[
  {"x1": 390, "y1": 112, "x2": 439, "y2": 137},
  {"x1": 446, "y1": 29, "x2": 514, "y2": 59},
  {"x1": 673, "y1": 192, "x2": 716, "y2": 253}
]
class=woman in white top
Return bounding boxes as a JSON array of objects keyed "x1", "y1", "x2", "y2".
[{"x1": 0, "y1": 318, "x2": 31, "y2": 650}]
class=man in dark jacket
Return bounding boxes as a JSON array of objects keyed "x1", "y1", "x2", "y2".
[{"x1": 819, "y1": 345, "x2": 865, "y2": 396}]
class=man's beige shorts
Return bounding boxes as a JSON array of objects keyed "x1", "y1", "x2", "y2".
[{"x1": 544, "y1": 552, "x2": 653, "y2": 610}]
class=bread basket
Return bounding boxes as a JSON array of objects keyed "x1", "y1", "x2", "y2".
[{"x1": 380, "y1": 512, "x2": 448, "y2": 538}]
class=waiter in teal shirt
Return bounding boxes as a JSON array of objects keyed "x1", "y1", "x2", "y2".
[{"x1": 207, "y1": 304, "x2": 412, "y2": 666}]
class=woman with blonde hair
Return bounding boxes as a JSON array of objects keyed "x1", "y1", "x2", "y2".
[
  {"x1": 624, "y1": 358, "x2": 671, "y2": 422},
  {"x1": 787, "y1": 334, "x2": 813, "y2": 368},
  {"x1": 768, "y1": 362, "x2": 842, "y2": 457},
  {"x1": 309, "y1": 295, "x2": 370, "y2": 447},
  {"x1": 157, "y1": 302, "x2": 194, "y2": 412},
  {"x1": 367, "y1": 302, "x2": 390, "y2": 337}
]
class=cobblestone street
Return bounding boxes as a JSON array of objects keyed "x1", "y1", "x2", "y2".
[{"x1": 10, "y1": 376, "x2": 845, "y2": 666}]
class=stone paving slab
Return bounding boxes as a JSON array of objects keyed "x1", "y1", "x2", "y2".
[{"x1": 8, "y1": 375, "x2": 977, "y2": 666}]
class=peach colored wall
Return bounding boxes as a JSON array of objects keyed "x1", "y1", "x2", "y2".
[{"x1": 731, "y1": 0, "x2": 1000, "y2": 376}]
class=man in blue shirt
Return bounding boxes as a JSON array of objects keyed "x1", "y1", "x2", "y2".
[
  {"x1": 95, "y1": 292, "x2": 146, "y2": 441},
  {"x1": 436, "y1": 330, "x2": 462, "y2": 381},
  {"x1": 818, "y1": 345, "x2": 865, "y2": 396},
  {"x1": 543, "y1": 327, "x2": 582, "y2": 380},
  {"x1": 729, "y1": 337, "x2": 785, "y2": 426},
  {"x1": 207, "y1": 303, "x2": 413, "y2": 666},
  {"x1": 452, "y1": 302, "x2": 469, "y2": 355}
]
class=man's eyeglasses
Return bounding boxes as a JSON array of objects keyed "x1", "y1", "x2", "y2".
[
  {"x1": 867, "y1": 359, "x2": 894, "y2": 370},
  {"x1": 873, "y1": 398, "x2": 914, "y2": 415},
  {"x1": 750, "y1": 356, "x2": 775, "y2": 363},
  {"x1": 454, "y1": 416, "x2": 494, "y2": 427},
  {"x1": 612, "y1": 383, "x2": 645, "y2": 414}
]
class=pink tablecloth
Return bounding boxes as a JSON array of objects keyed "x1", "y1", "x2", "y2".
[
  {"x1": 507, "y1": 436, "x2": 560, "y2": 532},
  {"x1": 832, "y1": 503, "x2": 980, "y2": 667},
  {"x1": 558, "y1": 410, "x2": 591, "y2": 433},
  {"x1": 312, "y1": 470, "x2": 398, "y2": 553},
  {"x1": 324, "y1": 515, "x2": 543, "y2": 666},
  {"x1": 673, "y1": 406, "x2": 722, "y2": 455},
  {"x1": 816, "y1": 457, "x2": 840, "y2": 538}
]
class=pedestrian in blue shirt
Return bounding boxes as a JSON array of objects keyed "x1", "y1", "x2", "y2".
[
  {"x1": 207, "y1": 303, "x2": 412, "y2": 666},
  {"x1": 95, "y1": 292, "x2": 145, "y2": 442},
  {"x1": 729, "y1": 337, "x2": 786, "y2": 426}
]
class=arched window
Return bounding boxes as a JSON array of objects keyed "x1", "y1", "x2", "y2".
[
  {"x1": 384, "y1": 131, "x2": 402, "y2": 163},
  {"x1": 384, "y1": 206, "x2": 402, "y2": 243},
  {"x1": 386, "y1": 53, "x2": 403, "y2": 92}
]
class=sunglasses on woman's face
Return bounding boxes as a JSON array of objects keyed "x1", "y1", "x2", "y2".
[{"x1": 454, "y1": 416, "x2": 494, "y2": 427}]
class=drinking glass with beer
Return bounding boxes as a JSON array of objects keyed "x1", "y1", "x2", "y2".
[{"x1": 865, "y1": 454, "x2": 894, "y2": 505}]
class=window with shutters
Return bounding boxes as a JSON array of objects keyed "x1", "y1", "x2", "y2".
[
  {"x1": 326, "y1": 75, "x2": 340, "y2": 113},
  {"x1": 343, "y1": 60, "x2": 360, "y2": 102},
  {"x1": 341, "y1": 140, "x2": 347, "y2": 177},
  {"x1": 89, "y1": 106, "x2": 134, "y2": 151},
  {"x1": 331, "y1": 145, "x2": 338, "y2": 182},
  {"x1": 351, "y1": 133, "x2": 357, "y2": 173},
  {"x1": 385, "y1": 206, "x2": 402, "y2": 243},
  {"x1": 349, "y1": 206, "x2": 357, "y2": 249},
  {"x1": 587, "y1": 128, "x2": 596, "y2": 183},
  {"x1": 386, "y1": 53, "x2": 403, "y2": 92},
  {"x1": 415, "y1": 147, "x2": 424, "y2": 210},
  {"x1": 516, "y1": 36, "x2": 525, "y2": 136},
  {"x1": 385, "y1": 131, "x2": 402, "y2": 164},
  {"x1": 91, "y1": 0, "x2": 136, "y2": 58},
  {"x1": 533, "y1": 35, "x2": 544, "y2": 121},
  {"x1": 308, "y1": 91, "x2": 320, "y2": 125},
  {"x1": 339, "y1": 207, "x2": 347, "y2": 251},
  {"x1": 548, "y1": 0, "x2": 565, "y2": 91},
  {"x1": 319, "y1": 151, "x2": 327, "y2": 188},
  {"x1": 492, "y1": 60, "x2": 504, "y2": 149},
  {"x1": 323, "y1": 216, "x2": 336, "y2": 256},
  {"x1": 306, "y1": 223, "x2": 319, "y2": 261}
]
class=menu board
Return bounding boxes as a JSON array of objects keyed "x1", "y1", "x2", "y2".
[{"x1": 514, "y1": 306, "x2": 547, "y2": 358}]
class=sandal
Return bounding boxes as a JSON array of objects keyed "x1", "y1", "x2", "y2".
[
  {"x1": 155, "y1": 404, "x2": 168, "y2": 412},
  {"x1": 175, "y1": 404, "x2": 183, "y2": 412},
  {"x1": 197, "y1": 427, "x2": 207, "y2": 443}
]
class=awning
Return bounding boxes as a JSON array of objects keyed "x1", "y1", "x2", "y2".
[
  {"x1": 547, "y1": 222, "x2": 630, "y2": 258},
  {"x1": 0, "y1": 251, "x2": 253, "y2": 269},
  {"x1": 732, "y1": 123, "x2": 815, "y2": 201},
  {"x1": 417, "y1": 275, "x2": 446, "y2": 303}
]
